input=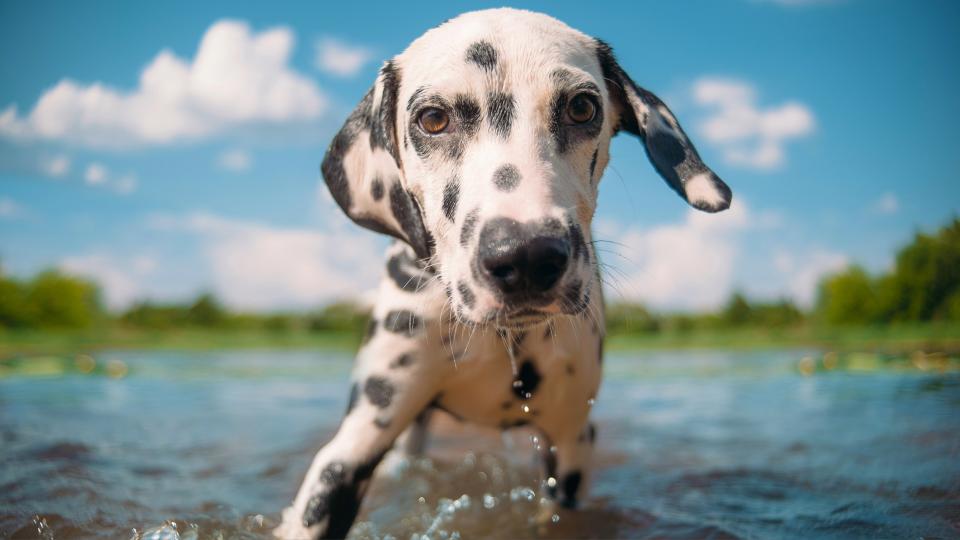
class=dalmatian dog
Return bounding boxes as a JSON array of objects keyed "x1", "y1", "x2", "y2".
[{"x1": 275, "y1": 8, "x2": 731, "y2": 539}]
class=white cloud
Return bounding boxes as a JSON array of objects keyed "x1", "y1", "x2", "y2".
[
  {"x1": 60, "y1": 254, "x2": 157, "y2": 309},
  {"x1": 871, "y1": 192, "x2": 899, "y2": 215},
  {"x1": 0, "y1": 20, "x2": 327, "y2": 148},
  {"x1": 149, "y1": 212, "x2": 382, "y2": 310},
  {"x1": 84, "y1": 162, "x2": 107, "y2": 185},
  {"x1": 598, "y1": 201, "x2": 752, "y2": 311},
  {"x1": 114, "y1": 174, "x2": 138, "y2": 195},
  {"x1": 315, "y1": 37, "x2": 373, "y2": 77},
  {"x1": 79, "y1": 162, "x2": 138, "y2": 193},
  {"x1": 693, "y1": 78, "x2": 814, "y2": 170},
  {"x1": 597, "y1": 202, "x2": 845, "y2": 310},
  {"x1": 40, "y1": 154, "x2": 71, "y2": 178},
  {"x1": 773, "y1": 249, "x2": 848, "y2": 307},
  {"x1": 216, "y1": 148, "x2": 252, "y2": 172},
  {"x1": 0, "y1": 197, "x2": 24, "y2": 219}
]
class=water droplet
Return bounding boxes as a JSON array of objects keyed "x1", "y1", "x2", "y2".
[
  {"x1": 551, "y1": 513, "x2": 560, "y2": 523},
  {"x1": 509, "y1": 486, "x2": 536, "y2": 501},
  {"x1": 549, "y1": 445, "x2": 557, "y2": 453},
  {"x1": 521, "y1": 404, "x2": 531, "y2": 414},
  {"x1": 524, "y1": 392, "x2": 532, "y2": 399},
  {"x1": 587, "y1": 398, "x2": 596, "y2": 406},
  {"x1": 483, "y1": 493, "x2": 496, "y2": 509},
  {"x1": 512, "y1": 380, "x2": 523, "y2": 388},
  {"x1": 546, "y1": 476, "x2": 557, "y2": 488},
  {"x1": 418, "y1": 496, "x2": 426, "y2": 504}
]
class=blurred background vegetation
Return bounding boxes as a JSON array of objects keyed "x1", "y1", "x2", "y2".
[{"x1": 2, "y1": 218, "x2": 958, "y2": 355}]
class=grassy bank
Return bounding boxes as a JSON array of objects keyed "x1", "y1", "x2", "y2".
[
  {"x1": 2, "y1": 321, "x2": 959, "y2": 358},
  {"x1": 605, "y1": 322, "x2": 960, "y2": 353}
]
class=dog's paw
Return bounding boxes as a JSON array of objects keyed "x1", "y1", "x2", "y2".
[{"x1": 273, "y1": 505, "x2": 322, "y2": 540}]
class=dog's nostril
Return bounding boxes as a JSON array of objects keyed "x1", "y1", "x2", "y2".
[
  {"x1": 527, "y1": 238, "x2": 569, "y2": 292},
  {"x1": 490, "y1": 264, "x2": 520, "y2": 283}
]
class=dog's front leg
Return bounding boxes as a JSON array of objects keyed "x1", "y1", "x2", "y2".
[
  {"x1": 542, "y1": 421, "x2": 596, "y2": 511},
  {"x1": 275, "y1": 324, "x2": 440, "y2": 540}
]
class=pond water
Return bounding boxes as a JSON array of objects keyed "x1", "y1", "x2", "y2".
[{"x1": 1, "y1": 349, "x2": 958, "y2": 539}]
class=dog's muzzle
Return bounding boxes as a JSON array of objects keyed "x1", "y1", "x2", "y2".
[{"x1": 476, "y1": 217, "x2": 571, "y2": 307}]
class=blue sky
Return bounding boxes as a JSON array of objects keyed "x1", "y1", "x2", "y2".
[{"x1": 1, "y1": 0, "x2": 958, "y2": 311}]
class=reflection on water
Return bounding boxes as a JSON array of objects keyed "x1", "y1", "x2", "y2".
[{"x1": 1, "y1": 349, "x2": 958, "y2": 539}]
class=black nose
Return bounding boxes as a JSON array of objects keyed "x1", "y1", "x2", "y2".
[{"x1": 477, "y1": 218, "x2": 570, "y2": 298}]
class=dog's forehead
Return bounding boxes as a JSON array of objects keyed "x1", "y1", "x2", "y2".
[{"x1": 396, "y1": 9, "x2": 601, "y2": 100}]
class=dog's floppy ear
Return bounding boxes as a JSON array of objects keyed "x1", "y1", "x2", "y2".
[
  {"x1": 321, "y1": 61, "x2": 433, "y2": 258},
  {"x1": 596, "y1": 41, "x2": 732, "y2": 213}
]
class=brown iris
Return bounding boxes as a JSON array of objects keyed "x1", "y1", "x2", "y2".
[
  {"x1": 418, "y1": 107, "x2": 449, "y2": 134},
  {"x1": 567, "y1": 93, "x2": 596, "y2": 124}
]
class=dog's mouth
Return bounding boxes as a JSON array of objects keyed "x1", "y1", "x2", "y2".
[
  {"x1": 469, "y1": 276, "x2": 592, "y2": 330},
  {"x1": 489, "y1": 306, "x2": 553, "y2": 329}
]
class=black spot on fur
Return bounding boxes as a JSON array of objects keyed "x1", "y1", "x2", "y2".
[
  {"x1": 406, "y1": 86, "x2": 427, "y2": 112},
  {"x1": 568, "y1": 220, "x2": 585, "y2": 261},
  {"x1": 386, "y1": 250, "x2": 428, "y2": 292},
  {"x1": 389, "y1": 182, "x2": 433, "y2": 259},
  {"x1": 321, "y1": 89, "x2": 371, "y2": 225},
  {"x1": 566, "y1": 363, "x2": 575, "y2": 375},
  {"x1": 466, "y1": 41, "x2": 497, "y2": 71},
  {"x1": 382, "y1": 309, "x2": 423, "y2": 337},
  {"x1": 460, "y1": 209, "x2": 479, "y2": 247},
  {"x1": 595, "y1": 41, "x2": 638, "y2": 135},
  {"x1": 647, "y1": 128, "x2": 687, "y2": 170},
  {"x1": 487, "y1": 92, "x2": 515, "y2": 138},
  {"x1": 453, "y1": 94, "x2": 481, "y2": 138},
  {"x1": 512, "y1": 359, "x2": 542, "y2": 400},
  {"x1": 560, "y1": 471, "x2": 582, "y2": 509},
  {"x1": 390, "y1": 353, "x2": 415, "y2": 369},
  {"x1": 364, "y1": 376, "x2": 395, "y2": 409},
  {"x1": 442, "y1": 177, "x2": 460, "y2": 221},
  {"x1": 589, "y1": 423, "x2": 597, "y2": 444},
  {"x1": 368, "y1": 63, "x2": 402, "y2": 164},
  {"x1": 457, "y1": 281, "x2": 475, "y2": 309},
  {"x1": 302, "y1": 451, "x2": 386, "y2": 534},
  {"x1": 589, "y1": 148, "x2": 599, "y2": 181},
  {"x1": 370, "y1": 176, "x2": 384, "y2": 201},
  {"x1": 320, "y1": 461, "x2": 347, "y2": 485},
  {"x1": 345, "y1": 382, "x2": 359, "y2": 415},
  {"x1": 562, "y1": 280, "x2": 583, "y2": 307},
  {"x1": 493, "y1": 164, "x2": 520, "y2": 191}
]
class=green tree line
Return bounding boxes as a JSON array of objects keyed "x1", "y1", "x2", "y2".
[
  {"x1": 2, "y1": 217, "x2": 958, "y2": 333},
  {"x1": 816, "y1": 217, "x2": 960, "y2": 325}
]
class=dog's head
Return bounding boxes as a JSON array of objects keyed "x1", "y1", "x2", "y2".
[{"x1": 322, "y1": 9, "x2": 731, "y2": 329}]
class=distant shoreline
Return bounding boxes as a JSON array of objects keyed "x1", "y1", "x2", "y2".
[{"x1": 2, "y1": 322, "x2": 958, "y2": 358}]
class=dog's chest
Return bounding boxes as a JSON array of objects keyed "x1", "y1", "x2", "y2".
[{"x1": 431, "y1": 320, "x2": 603, "y2": 441}]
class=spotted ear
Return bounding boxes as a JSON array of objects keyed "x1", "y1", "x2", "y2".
[
  {"x1": 321, "y1": 61, "x2": 433, "y2": 258},
  {"x1": 596, "y1": 41, "x2": 732, "y2": 213}
]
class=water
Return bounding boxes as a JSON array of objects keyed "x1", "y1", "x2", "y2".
[{"x1": 1, "y1": 349, "x2": 958, "y2": 539}]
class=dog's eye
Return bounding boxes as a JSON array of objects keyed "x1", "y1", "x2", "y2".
[
  {"x1": 418, "y1": 108, "x2": 449, "y2": 134},
  {"x1": 567, "y1": 93, "x2": 597, "y2": 124}
]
